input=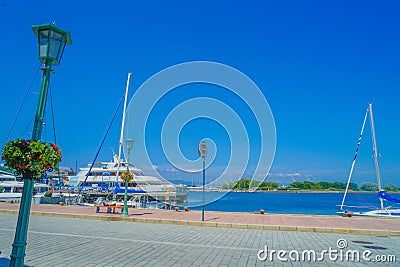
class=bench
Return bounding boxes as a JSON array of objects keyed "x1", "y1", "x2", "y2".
[{"x1": 95, "y1": 205, "x2": 124, "y2": 214}]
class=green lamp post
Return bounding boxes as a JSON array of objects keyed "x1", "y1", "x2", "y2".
[
  {"x1": 9, "y1": 23, "x2": 71, "y2": 267},
  {"x1": 121, "y1": 139, "x2": 134, "y2": 217}
]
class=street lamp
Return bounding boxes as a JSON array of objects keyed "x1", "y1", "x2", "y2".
[
  {"x1": 198, "y1": 140, "x2": 208, "y2": 221},
  {"x1": 10, "y1": 23, "x2": 71, "y2": 267},
  {"x1": 121, "y1": 138, "x2": 134, "y2": 217},
  {"x1": 31, "y1": 23, "x2": 72, "y2": 140},
  {"x1": 33, "y1": 23, "x2": 72, "y2": 66}
]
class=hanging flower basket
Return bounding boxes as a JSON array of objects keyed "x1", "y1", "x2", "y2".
[
  {"x1": 1, "y1": 138, "x2": 62, "y2": 180},
  {"x1": 120, "y1": 172, "x2": 133, "y2": 182}
]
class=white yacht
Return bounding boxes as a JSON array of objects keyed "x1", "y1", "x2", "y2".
[
  {"x1": 75, "y1": 154, "x2": 188, "y2": 204},
  {"x1": 0, "y1": 170, "x2": 51, "y2": 203}
]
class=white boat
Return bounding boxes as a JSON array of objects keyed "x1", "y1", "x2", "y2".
[
  {"x1": 0, "y1": 170, "x2": 16, "y2": 182},
  {"x1": 338, "y1": 103, "x2": 400, "y2": 218},
  {"x1": 75, "y1": 154, "x2": 188, "y2": 205},
  {"x1": 0, "y1": 171, "x2": 51, "y2": 203},
  {"x1": 76, "y1": 154, "x2": 178, "y2": 193}
]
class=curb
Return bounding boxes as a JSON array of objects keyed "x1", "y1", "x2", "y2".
[{"x1": 0, "y1": 209, "x2": 399, "y2": 236}]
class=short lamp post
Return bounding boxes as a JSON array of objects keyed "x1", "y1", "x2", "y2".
[
  {"x1": 10, "y1": 23, "x2": 71, "y2": 267},
  {"x1": 121, "y1": 139, "x2": 134, "y2": 217},
  {"x1": 198, "y1": 141, "x2": 208, "y2": 222}
]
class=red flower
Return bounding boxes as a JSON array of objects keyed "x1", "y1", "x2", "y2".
[{"x1": 50, "y1": 143, "x2": 60, "y2": 151}]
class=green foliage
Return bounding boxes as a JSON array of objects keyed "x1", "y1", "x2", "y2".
[
  {"x1": 332, "y1": 182, "x2": 346, "y2": 190},
  {"x1": 303, "y1": 181, "x2": 314, "y2": 189},
  {"x1": 361, "y1": 182, "x2": 379, "y2": 191},
  {"x1": 233, "y1": 178, "x2": 251, "y2": 190},
  {"x1": 222, "y1": 184, "x2": 231, "y2": 189},
  {"x1": 120, "y1": 172, "x2": 133, "y2": 182},
  {"x1": 349, "y1": 183, "x2": 358, "y2": 190},
  {"x1": 225, "y1": 178, "x2": 397, "y2": 192},
  {"x1": 287, "y1": 181, "x2": 357, "y2": 191},
  {"x1": 1, "y1": 138, "x2": 62, "y2": 180},
  {"x1": 315, "y1": 182, "x2": 330, "y2": 190},
  {"x1": 258, "y1": 181, "x2": 279, "y2": 190},
  {"x1": 229, "y1": 178, "x2": 278, "y2": 190},
  {"x1": 290, "y1": 182, "x2": 305, "y2": 189},
  {"x1": 383, "y1": 184, "x2": 399, "y2": 192}
]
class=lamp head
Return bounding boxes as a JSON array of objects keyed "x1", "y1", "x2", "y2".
[
  {"x1": 32, "y1": 22, "x2": 72, "y2": 66},
  {"x1": 125, "y1": 139, "x2": 134, "y2": 151}
]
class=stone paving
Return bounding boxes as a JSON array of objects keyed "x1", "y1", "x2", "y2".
[
  {"x1": 0, "y1": 213, "x2": 399, "y2": 266},
  {"x1": 0, "y1": 203, "x2": 399, "y2": 236}
]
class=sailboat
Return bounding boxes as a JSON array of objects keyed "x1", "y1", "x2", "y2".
[
  {"x1": 76, "y1": 73, "x2": 188, "y2": 205},
  {"x1": 338, "y1": 103, "x2": 400, "y2": 218}
]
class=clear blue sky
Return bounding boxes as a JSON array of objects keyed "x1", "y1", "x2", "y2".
[{"x1": 1, "y1": 1, "x2": 399, "y2": 186}]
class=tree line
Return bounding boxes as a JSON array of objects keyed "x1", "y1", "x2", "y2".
[{"x1": 224, "y1": 178, "x2": 399, "y2": 192}]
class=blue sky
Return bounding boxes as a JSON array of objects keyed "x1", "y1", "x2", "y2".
[{"x1": 1, "y1": 1, "x2": 399, "y2": 186}]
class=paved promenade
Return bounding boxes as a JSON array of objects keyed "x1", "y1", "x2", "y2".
[
  {"x1": 0, "y1": 213, "x2": 399, "y2": 266},
  {"x1": 0, "y1": 203, "x2": 399, "y2": 236}
]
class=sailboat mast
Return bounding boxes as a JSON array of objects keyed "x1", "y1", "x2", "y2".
[
  {"x1": 340, "y1": 106, "x2": 369, "y2": 211},
  {"x1": 368, "y1": 103, "x2": 384, "y2": 209},
  {"x1": 116, "y1": 72, "x2": 132, "y2": 183}
]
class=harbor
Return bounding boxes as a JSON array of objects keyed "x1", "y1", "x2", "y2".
[
  {"x1": 1, "y1": 156, "x2": 189, "y2": 208},
  {"x1": 2, "y1": 1, "x2": 400, "y2": 266}
]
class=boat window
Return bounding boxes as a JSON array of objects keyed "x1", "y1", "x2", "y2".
[
  {"x1": 88, "y1": 172, "x2": 103, "y2": 176},
  {"x1": 37, "y1": 187, "x2": 47, "y2": 193},
  {"x1": 3, "y1": 187, "x2": 12, "y2": 193},
  {"x1": 0, "y1": 177, "x2": 16, "y2": 182},
  {"x1": 114, "y1": 163, "x2": 126, "y2": 167}
]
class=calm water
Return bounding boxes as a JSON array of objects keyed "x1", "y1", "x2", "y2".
[{"x1": 187, "y1": 191, "x2": 388, "y2": 215}]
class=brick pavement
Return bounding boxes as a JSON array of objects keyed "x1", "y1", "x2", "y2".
[
  {"x1": 0, "y1": 213, "x2": 399, "y2": 266},
  {"x1": 0, "y1": 202, "x2": 399, "y2": 236}
]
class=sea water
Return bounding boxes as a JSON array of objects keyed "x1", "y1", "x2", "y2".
[{"x1": 187, "y1": 191, "x2": 389, "y2": 215}]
